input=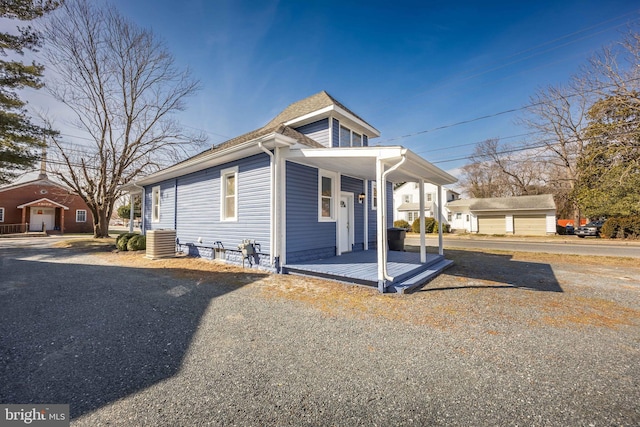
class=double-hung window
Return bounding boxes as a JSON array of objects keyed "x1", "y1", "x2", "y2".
[
  {"x1": 151, "y1": 186, "x2": 161, "y2": 222},
  {"x1": 339, "y1": 125, "x2": 363, "y2": 147},
  {"x1": 318, "y1": 170, "x2": 336, "y2": 221},
  {"x1": 221, "y1": 166, "x2": 238, "y2": 221},
  {"x1": 0, "y1": 207, "x2": 4, "y2": 222},
  {"x1": 76, "y1": 209, "x2": 87, "y2": 222}
]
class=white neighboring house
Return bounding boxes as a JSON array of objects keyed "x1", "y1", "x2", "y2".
[
  {"x1": 393, "y1": 182, "x2": 460, "y2": 226},
  {"x1": 446, "y1": 194, "x2": 557, "y2": 235}
]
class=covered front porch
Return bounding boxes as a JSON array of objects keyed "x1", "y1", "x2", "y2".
[
  {"x1": 283, "y1": 249, "x2": 453, "y2": 293},
  {"x1": 283, "y1": 145, "x2": 458, "y2": 293}
]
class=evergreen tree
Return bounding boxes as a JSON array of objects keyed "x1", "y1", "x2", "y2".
[
  {"x1": 0, "y1": 0, "x2": 59, "y2": 184},
  {"x1": 574, "y1": 92, "x2": 640, "y2": 217}
]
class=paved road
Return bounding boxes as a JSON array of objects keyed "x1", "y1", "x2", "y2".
[{"x1": 406, "y1": 235, "x2": 640, "y2": 258}]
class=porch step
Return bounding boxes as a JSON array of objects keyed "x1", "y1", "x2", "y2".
[{"x1": 387, "y1": 259, "x2": 454, "y2": 294}]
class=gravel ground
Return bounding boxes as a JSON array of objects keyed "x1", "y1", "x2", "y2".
[{"x1": 0, "y1": 238, "x2": 638, "y2": 426}]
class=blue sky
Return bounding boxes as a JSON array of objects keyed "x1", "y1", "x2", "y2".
[{"x1": 13, "y1": 0, "x2": 640, "y2": 178}]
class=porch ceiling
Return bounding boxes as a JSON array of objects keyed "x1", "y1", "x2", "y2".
[{"x1": 286, "y1": 146, "x2": 457, "y2": 185}]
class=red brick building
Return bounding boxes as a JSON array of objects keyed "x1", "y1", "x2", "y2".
[{"x1": 0, "y1": 175, "x2": 94, "y2": 234}]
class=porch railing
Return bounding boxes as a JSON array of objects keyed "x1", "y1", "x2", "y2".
[{"x1": 0, "y1": 223, "x2": 29, "y2": 235}]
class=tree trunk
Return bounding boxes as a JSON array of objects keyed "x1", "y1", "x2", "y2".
[{"x1": 93, "y1": 209, "x2": 110, "y2": 238}]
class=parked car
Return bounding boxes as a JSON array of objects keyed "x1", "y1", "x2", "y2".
[
  {"x1": 565, "y1": 224, "x2": 574, "y2": 235},
  {"x1": 575, "y1": 221, "x2": 604, "y2": 238}
]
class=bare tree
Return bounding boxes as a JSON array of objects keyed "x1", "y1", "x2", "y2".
[
  {"x1": 42, "y1": 0, "x2": 204, "y2": 237},
  {"x1": 517, "y1": 83, "x2": 590, "y2": 222},
  {"x1": 460, "y1": 138, "x2": 546, "y2": 198}
]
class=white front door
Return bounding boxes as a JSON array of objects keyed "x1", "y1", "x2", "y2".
[
  {"x1": 30, "y1": 208, "x2": 55, "y2": 231},
  {"x1": 339, "y1": 194, "x2": 353, "y2": 253}
]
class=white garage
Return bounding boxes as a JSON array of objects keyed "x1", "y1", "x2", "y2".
[{"x1": 447, "y1": 194, "x2": 557, "y2": 235}]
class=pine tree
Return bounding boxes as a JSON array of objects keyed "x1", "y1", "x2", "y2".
[{"x1": 0, "y1": 0, "x2": 59, "y2": 184}]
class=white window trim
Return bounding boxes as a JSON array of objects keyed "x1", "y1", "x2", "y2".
[
  {"x1": 0, "y1": 207, "x2": 4, "y2": 222},
  {"x1": 318, "y1": 169, "x2": 338, "y2": 222},
  {"x1": 151, "y1": 186, "x2": 161, "y2": 223},
  {"x1": 371, "y1": 181, "x2": 377, "y2": 211},
  {"x1": 220, "y1": 166, "x2": 238, "y2": 222},
  {"x1": 76, "y1": 209, "x2": 87, "y2": 222}
]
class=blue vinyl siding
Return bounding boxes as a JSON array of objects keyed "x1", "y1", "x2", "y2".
[
  {"x1": 143, "y1": 153, "x2": 271, "y2": 258},
  {"x1": 286, "y1": 161, "x2": 335, "y2": 262},
  {"x1": 144, "y1": 179, "x2": 176, "y2": 231},
  {"x1": 174, "y1": 153, "x2": 271, "y2": 254},
  {"x1": 295, "y1": 119, "x2": 330, "y2": 147},
  {"x1": 331, "y1": 118, "x2": 340, "y2": 147},
  {"x1": 340, "y1": 175, "x2": 365, "y2": 251},
  {"x1": 367, "y1": 181, "x2": 393, "y2": 246}
]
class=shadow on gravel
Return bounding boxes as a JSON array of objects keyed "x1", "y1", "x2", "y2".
[
  {"x1": 0, "y1": 247, "x2": 264, "y2": 419},
  {"x1": 415, "y1": 248, "x2": 563, "y2": 293}
]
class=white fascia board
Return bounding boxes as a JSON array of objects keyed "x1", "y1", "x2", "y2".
[
  {"x1": 286, "y1": 146, "x2": 457, "y2": 185},
  {"x1": 284, "y1": 105, "x2": 381, "y2": 137},
  {"x1": 17, "y1": 197, "x2": 70, "y2": 210},
  {"x1": 134, "y1": 133, "x2": 296, "y2": 186},
  {"x1": 402, "y1": 150, "x2": 458, "y2": 185},
  {"x1": 288, "y1": 146, "x2": 404, "y2": 160}
]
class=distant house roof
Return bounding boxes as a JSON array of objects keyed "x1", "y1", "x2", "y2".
[
  {"x1": 447, "y1": 194, "x2": 556, "y2": 212},
  {"x1": 397, "y1": 202, "x2": 433, "y2": 212}
]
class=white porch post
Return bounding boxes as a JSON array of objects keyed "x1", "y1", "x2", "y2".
[
  {"x1": 419, "y1": 179, "x2": 426, "y2": 263},
  {"x1": 376, "y1": 158, "x2": 385, "y2": 292},
  {"x1": 437, "y1": 184, "x2": 443, "y2": 256},
  {"x1": 129, "y1": 193, "x2": 135, "y2": 233}
]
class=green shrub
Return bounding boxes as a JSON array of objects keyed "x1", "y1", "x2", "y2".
[
  {"x1": 411, "y1": 217, "x2": 436, "y2": 233},
  {"x1": 116, "y1": 232, "x2": 138, "y2": 251},
  {"x1": 393, "y1": 219, "x2": 410, "y2": 229},
  {"x1": 127, "y1": 235, "x2": 146, "y2": 251}
]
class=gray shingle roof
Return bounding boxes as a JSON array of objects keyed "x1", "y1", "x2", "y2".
[
  {"x1": 264, "y1": 91, "x2": 370, "y2": 129},
  {"x1": 447, "y1": 194, "x2": 556, "y2": 211},
  {"x1": 181, "y1": 92, "x2": 349, "y2": 166}
]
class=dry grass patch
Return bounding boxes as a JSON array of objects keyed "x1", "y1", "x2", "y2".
[
  {"x1": 92, "y1": 250, "x2": 640, "y2": 331},
  {"x1": 53, "y1": 237, "x2": 116, "y2": 250}
]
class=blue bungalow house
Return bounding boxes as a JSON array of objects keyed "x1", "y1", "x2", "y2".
[{"x1": 124, "y1": 91, "x2": 457, "y2": 293}]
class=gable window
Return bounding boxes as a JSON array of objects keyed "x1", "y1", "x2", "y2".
[
  {"x1": 152, "y1": 186, "x2": 161, "y2": 222},
  {"x1": 403, "y1": 194, "x2": 412, "y2": 203},
  {"x1": 318, "y1": 170, "x2": 336, "y2": 221},
  {"x1": 339, "y1": 126, "x2": 351, "y2": 147},
  {"x1": 0, "y1": 207, "x2": 4, "y2": 222},
  {"x1": 76, "y1": 209, "x2": 87, "y2": 222},
  {"x1": 221, "y1": 166, "x2": 238, "y2": 221},
  {"x1": 426, "y1": 193, "x2": 433, "y2": 202},
  {"x1": 352, "y1": 132, "x2": 362, "y2": 147},
  {"x1": 339, "y1": 125, "x2": 363, "y2": 147}
]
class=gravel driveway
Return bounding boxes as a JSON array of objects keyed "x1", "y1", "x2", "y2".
[{"x1": 1, "y1": 238, "x2": 638, "y2": 426}]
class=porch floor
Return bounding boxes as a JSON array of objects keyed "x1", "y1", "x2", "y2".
[{"x1": 283, "y1": 250, "x2": 453, "y2": 293}]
